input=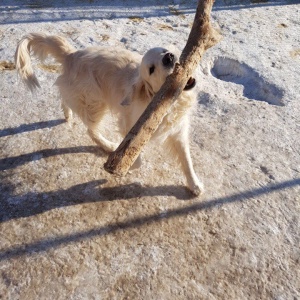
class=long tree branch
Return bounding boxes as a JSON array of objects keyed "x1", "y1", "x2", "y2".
[{"x1": 104, "y1": 0, "x2": 221, "y2": 176}]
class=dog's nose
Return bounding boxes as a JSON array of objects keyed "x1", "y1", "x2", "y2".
[{"x1": 162, "y1": 52, "x2": 175, "y2": 67}]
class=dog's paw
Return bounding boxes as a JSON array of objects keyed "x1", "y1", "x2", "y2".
[
  {"x1": 65, "y1": 115, "x2": 73, "y2": 123},
  {"x1": 65, "y1": 116, "x2": 74, "y2": 128},
  {"x1": 102, "y1": 142, "x2": 119, "y2": 153},
  {"x1": 188, "y1": 180, "x2": 204, "y2": 197},
  {"x1": 62, "y1": 107, "x2": 73, "y2": 123}
]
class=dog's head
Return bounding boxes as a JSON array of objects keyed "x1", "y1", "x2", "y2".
[
  {"x1": 129, "y1": 47, "x2": 196, "y2": 104},
  {"x1": 142, "y1": 47, "x2": 196, "y2": 92}
]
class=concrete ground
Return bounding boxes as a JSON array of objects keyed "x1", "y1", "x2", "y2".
[{"x1": 0, "y1": 0, "x2": 299, "y2": 299}]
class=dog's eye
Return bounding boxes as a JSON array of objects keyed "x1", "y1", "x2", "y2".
[{"x1": 149, "y1": 65, "x2": 155, "y2": 75}]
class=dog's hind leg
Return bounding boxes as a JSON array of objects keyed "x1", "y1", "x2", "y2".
[
  {"x1": 165, "y1": 132, "x2": 204, "y2": 196},
  {"x1": 61, "y1": 103, "x2": 73, "y2": 123},
  {"x1": 86, "y1": 105, "x2": 118, "y2": 153}
]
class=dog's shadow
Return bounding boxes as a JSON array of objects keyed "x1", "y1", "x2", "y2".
[
  {"x1": 0, "y1": 118, "x2": 106, "y2": 171},
  {"x1": 0, "y1": 145, "x2": 105, "y2": 171},
  {"x1": 1, "y1": 179, "x2": 194, "y2": 222},
  {"x1": 0, "y1": 118, "x2": 194, "y2": 222}
]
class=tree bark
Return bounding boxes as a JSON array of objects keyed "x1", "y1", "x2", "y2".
[{"x1": 104, "y1": 0, "x2": 221, "y2": 176}]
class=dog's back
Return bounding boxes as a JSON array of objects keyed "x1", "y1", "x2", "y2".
[{"x1": 56, "y1": 47, "x2": 141, "y2": 113}]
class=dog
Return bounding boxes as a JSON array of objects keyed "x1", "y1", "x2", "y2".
[{"x1": 15, "y1": 33, "x2": 203, "y2": 195}]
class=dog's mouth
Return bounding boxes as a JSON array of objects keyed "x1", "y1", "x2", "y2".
[{"x1": 184, "y1": 77, "x2": 196, "y2": 91}]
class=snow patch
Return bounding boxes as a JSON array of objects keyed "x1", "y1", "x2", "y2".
[{"x1": 211, "y1": 57, "x2": 285, "y2": 106}]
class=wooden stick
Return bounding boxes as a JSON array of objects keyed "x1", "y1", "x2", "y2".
[{"x1": 104, "y1": 0, "x2": 221, "y2": 175}]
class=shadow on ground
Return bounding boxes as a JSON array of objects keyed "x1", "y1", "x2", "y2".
[
  {"x1": 0, "y1": 145, "x2": 105, "y2": 171},
  {"x1": 0, "y1": 179, "x2": 196, "y2": 223},
  {"x1": 0, "y1": 119, "x2": 65, "y2": 138},
  {"x1": 0, "y1": 178, "x2": 299, "y2": 261},
  {"x1": 0, "y1": 118, "x2": 106, "y2": 171},
  {"x1": 0, "y1": 116, "x2": 196, "y2": 222}
]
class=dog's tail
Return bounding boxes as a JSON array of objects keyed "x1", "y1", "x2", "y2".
[{"x1": 15, "y1": 33, "x2": 75, "y2": 91}]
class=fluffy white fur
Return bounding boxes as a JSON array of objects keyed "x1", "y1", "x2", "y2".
[{"x1": 15, "y1": 33, "x2": 203, "y2": 195}]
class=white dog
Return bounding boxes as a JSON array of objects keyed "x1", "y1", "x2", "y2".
[{"x1": 15, "y1": 33, "x2": 203, "y2": 195}]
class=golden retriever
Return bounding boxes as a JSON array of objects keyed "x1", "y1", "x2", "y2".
[{"x1": 15, "y1": 33, "x2": 203, "y2": 195}]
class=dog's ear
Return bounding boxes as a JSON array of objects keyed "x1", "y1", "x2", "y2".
[{"x1": 132, "y1": 79, "x2": 154, "y2": 102}]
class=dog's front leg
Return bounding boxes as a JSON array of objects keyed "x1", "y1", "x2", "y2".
[
  {"x1": 166, "y1": 133, "x2": 204, "y2": 196},
  {"x1": 87, "y1": 128, "x2": 118, "y2": 153}
]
